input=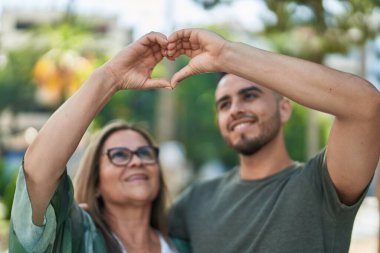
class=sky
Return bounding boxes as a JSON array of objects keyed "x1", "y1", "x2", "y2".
[{"x1": 1, "y1": 0, "x2": 272, "y2": 37}]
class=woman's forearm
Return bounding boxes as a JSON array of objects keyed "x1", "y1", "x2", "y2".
[{"x1": 24, "y1": 67, "x2": 117, "y2": 225}]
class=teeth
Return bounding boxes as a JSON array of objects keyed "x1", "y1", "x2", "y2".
[{"x1": 233, "y1": 122, "x2": 251, "y2": 131}]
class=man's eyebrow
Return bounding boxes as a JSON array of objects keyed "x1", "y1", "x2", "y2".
[
  {"x1": 215, "y1": 86, "x2": 263, "y2": 106},
  {"x1": 215, "y1": 95, "x2": 229, "y2": 107},
  {"x1": 238, "y1": 86, "x2": 263, "y2": 95}
]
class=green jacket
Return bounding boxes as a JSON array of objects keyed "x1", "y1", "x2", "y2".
[{"x1": 9, "y1": 167, "x2": 191, "y2": 253}]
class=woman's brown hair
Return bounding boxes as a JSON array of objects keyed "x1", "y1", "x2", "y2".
[{"x1": 73, "y1": 120, "x2": 169, "y2": 252}]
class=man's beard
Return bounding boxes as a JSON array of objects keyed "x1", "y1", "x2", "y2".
[{"x1": 225, "y1": 110, "x2": 281, "y2": 156}]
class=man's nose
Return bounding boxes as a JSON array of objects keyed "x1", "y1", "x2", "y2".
[{"x1": 229, "y1": 101, "x2": 244, "y2": 118}]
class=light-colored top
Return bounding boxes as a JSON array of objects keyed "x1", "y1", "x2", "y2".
[{"x1": 114, "y1": 232, "x2": 176, "y2": 253}]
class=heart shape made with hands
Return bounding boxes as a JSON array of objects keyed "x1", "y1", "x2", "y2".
[
  {"x1": 157, "y1": 58, "x2": 188, "y2": 89},
  {"x1": 106, "y1": 29, "x2": 223, "y2": 90},
  {"x1": 136, "y1": 57, "x2": 192, "y2": 90}
]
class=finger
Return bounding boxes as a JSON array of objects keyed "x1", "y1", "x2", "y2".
[
  {"x1": 142, "y1": 32, "x2": 168, "y2": 50},
  {"x1": 168, "y1": 29, "x2": 183, "y2": 43},
  {"x1": 166, "y1": 50, "x2": 183, "y2": 61},
  {"x1": 167, "y1": 40, "x2": 180, "y2": 58},
  {"x1": 167, "y1": 29, "x2": 189, "y2": 57},
  {"x1": 171, "y1": 65, "x2": 193, "y2": 88},
  {"x1": 168, "y1": 29, "x2": 193, "y2": 43},
  {"x1": 148, "y1": 31, "x2": 168, "y2": 44},
  {"x1": 144, "y1": 78, "x2": 172, "y2": 89}
]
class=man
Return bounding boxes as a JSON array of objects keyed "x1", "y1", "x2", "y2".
[{"x1": 166, "y1": 29, "x2": 380, "y2": 253}]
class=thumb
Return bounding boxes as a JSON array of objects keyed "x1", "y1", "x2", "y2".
[
  {"x1": 144, "y1": 78, "x2": 172, "y2": 89},
  {"x1": 171, "y1": 65, "x2": 194, "y2": 88}
]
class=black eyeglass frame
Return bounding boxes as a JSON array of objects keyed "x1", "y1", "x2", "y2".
[{"x1": 105, "y1": 145, "x2": 159, "y2": 167}]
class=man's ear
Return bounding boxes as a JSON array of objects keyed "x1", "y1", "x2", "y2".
[{"x1": 279, "y1": 98, "x2": 292, "y2": 124}]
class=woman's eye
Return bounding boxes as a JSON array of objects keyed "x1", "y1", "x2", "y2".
[
  {"x1": 112, "y1": 151, "x2": 128, "y2": 160},
  {"x1": 139, "y1": 151, "x2": 154, "y2": 160}
]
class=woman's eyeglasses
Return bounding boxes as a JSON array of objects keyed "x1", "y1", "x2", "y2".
[{"x1": 105, "y1": 146, "x2": 159, "y2": 166}]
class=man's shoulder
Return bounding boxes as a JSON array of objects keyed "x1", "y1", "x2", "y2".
[
  {"x1": 302, "y1": 149, "x2": 327, "y2": 170},
  {"x1": 185, "y1": 168, "x2": 238, "y2": 197}
]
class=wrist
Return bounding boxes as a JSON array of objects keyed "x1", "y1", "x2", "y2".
[
  {"x1": 92, "y1": 66, "x2": 120, "y2": 93},
  {"x1": 217, "y1": 40, "x2": 237, "y2": 73}
]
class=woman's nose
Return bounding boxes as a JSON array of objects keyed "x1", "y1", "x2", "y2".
[{"x1": 127, "y1": 153, "x2": 143, "y2": 167}]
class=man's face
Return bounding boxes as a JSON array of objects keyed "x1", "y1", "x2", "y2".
[{"x1": 215, "y1": 74, "x2": 282, "y2": 156}]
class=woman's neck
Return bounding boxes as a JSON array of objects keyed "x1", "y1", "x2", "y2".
[{"x1": 104, "y1": 204, "x2": 161, "y2": 252}]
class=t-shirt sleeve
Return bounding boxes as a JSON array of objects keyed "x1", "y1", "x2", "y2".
[
  {"x1": 9, "y1": 165, "x2": 74, "y2": 253},
  {"x1": 307, "y1": 149, "x2": 369, "y2": 216}
]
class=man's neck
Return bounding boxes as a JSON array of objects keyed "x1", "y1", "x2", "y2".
[{"x1": 238, "y1": 136, "x2": 293, "y2": 180}]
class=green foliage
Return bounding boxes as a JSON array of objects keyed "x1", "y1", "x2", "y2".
[
  {"x1": 172, "y1": 57, "x2": 237, "y2": 169},
  {"x1": 96, "y1": 89, "x2": 158, "y2": 134},
  {"x1": 284, "y1": 103, "x2": 308, "y2": 162},
  {"x1": 2, "y1": 171, "x2": 17, "y2": 220},
  {"x1": 0, "y1": 47, "x2": 45, "y2": 112},
  {"x1": 0, "y1": 157, "x2": 18, "y2": 220},
  {"x1": 284, "y1": 104, "x2": 332, "y2": 162},
  {"x1": 318, "y1": 113, "x2": 332, "y2": 149},
  {"x1": 0, "y1": 17, "x2": 107, "y2": 114},
  {"x1": 0, "y1": 159, "x2": 5, "y2": 198},
  {"x1": 95, "y1": 61, "x2": 168, "y2": 135}
]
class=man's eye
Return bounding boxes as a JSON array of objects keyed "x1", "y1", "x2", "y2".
[
  {"x1": 218, "y1": 101, "x2": 230, "y2": 111},
  {"x1": 244, "y1": 93, "x2": 257, "y2": 100}
]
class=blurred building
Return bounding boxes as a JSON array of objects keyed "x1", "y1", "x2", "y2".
[
  {"x1": 0, "y1": 6, "x2": 133, "y2": 177},
  {"x1": 0, "y1": 7, "x2": 134, "y2": 52}
]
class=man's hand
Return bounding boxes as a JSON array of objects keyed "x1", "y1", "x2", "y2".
[
  {"x1": 167, "y1": 29, "x2": 228, "y2": 88},
  {"x1": 102, "y1": 32, "x2": 171, "y2": 90}
]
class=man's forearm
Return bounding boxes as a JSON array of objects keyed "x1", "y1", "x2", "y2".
[{"x1": 222, "y1": 41, "x2": 379, "y2": 120}]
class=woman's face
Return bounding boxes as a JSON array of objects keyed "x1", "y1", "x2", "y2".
[{"x1": 98, "y1": 129, "x2": 160, "y2": 208}]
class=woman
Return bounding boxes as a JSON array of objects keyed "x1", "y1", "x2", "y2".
[{"x1": 9, "y1": 32, "x2": 183, "y2": 252}]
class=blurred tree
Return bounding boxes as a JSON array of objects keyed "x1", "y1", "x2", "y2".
[
  {"x1": 33, "y1": 47, "x2": 95, "y2": 107},
  {"x1": 261, "y1": 0, "x2": 379, "y2": 159},
  {"x1": 0, "y1": 17, "x2": 108, "y2": 223},
  {"x1": 172, "y1": 27, "x2": 240, "y2": 170},
  {"x1": 0, "y1": 17, "x2": 107, "y2": 114},
  {"x1": 0, "y1": 155, "x2": 17, "y2": 220},
  {"x1": 31, "y1": 20, "x2": 104, "y2": 109},
  {"x1": 0, "y1": 47, "x2": 44, "y2": 113}
]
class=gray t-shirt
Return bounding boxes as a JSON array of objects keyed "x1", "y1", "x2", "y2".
[{"x1": 169, "y1": 150, "x2": 368, "y2": 253}]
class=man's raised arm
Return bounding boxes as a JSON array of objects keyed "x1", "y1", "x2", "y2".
[{"x1": 167, "y1": 28, "x2": 380, "y2": 205}]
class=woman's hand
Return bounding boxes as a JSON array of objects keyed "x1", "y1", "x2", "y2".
[{"x1": 103, "y1": 32, "x2": 171, "y2": 90}]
